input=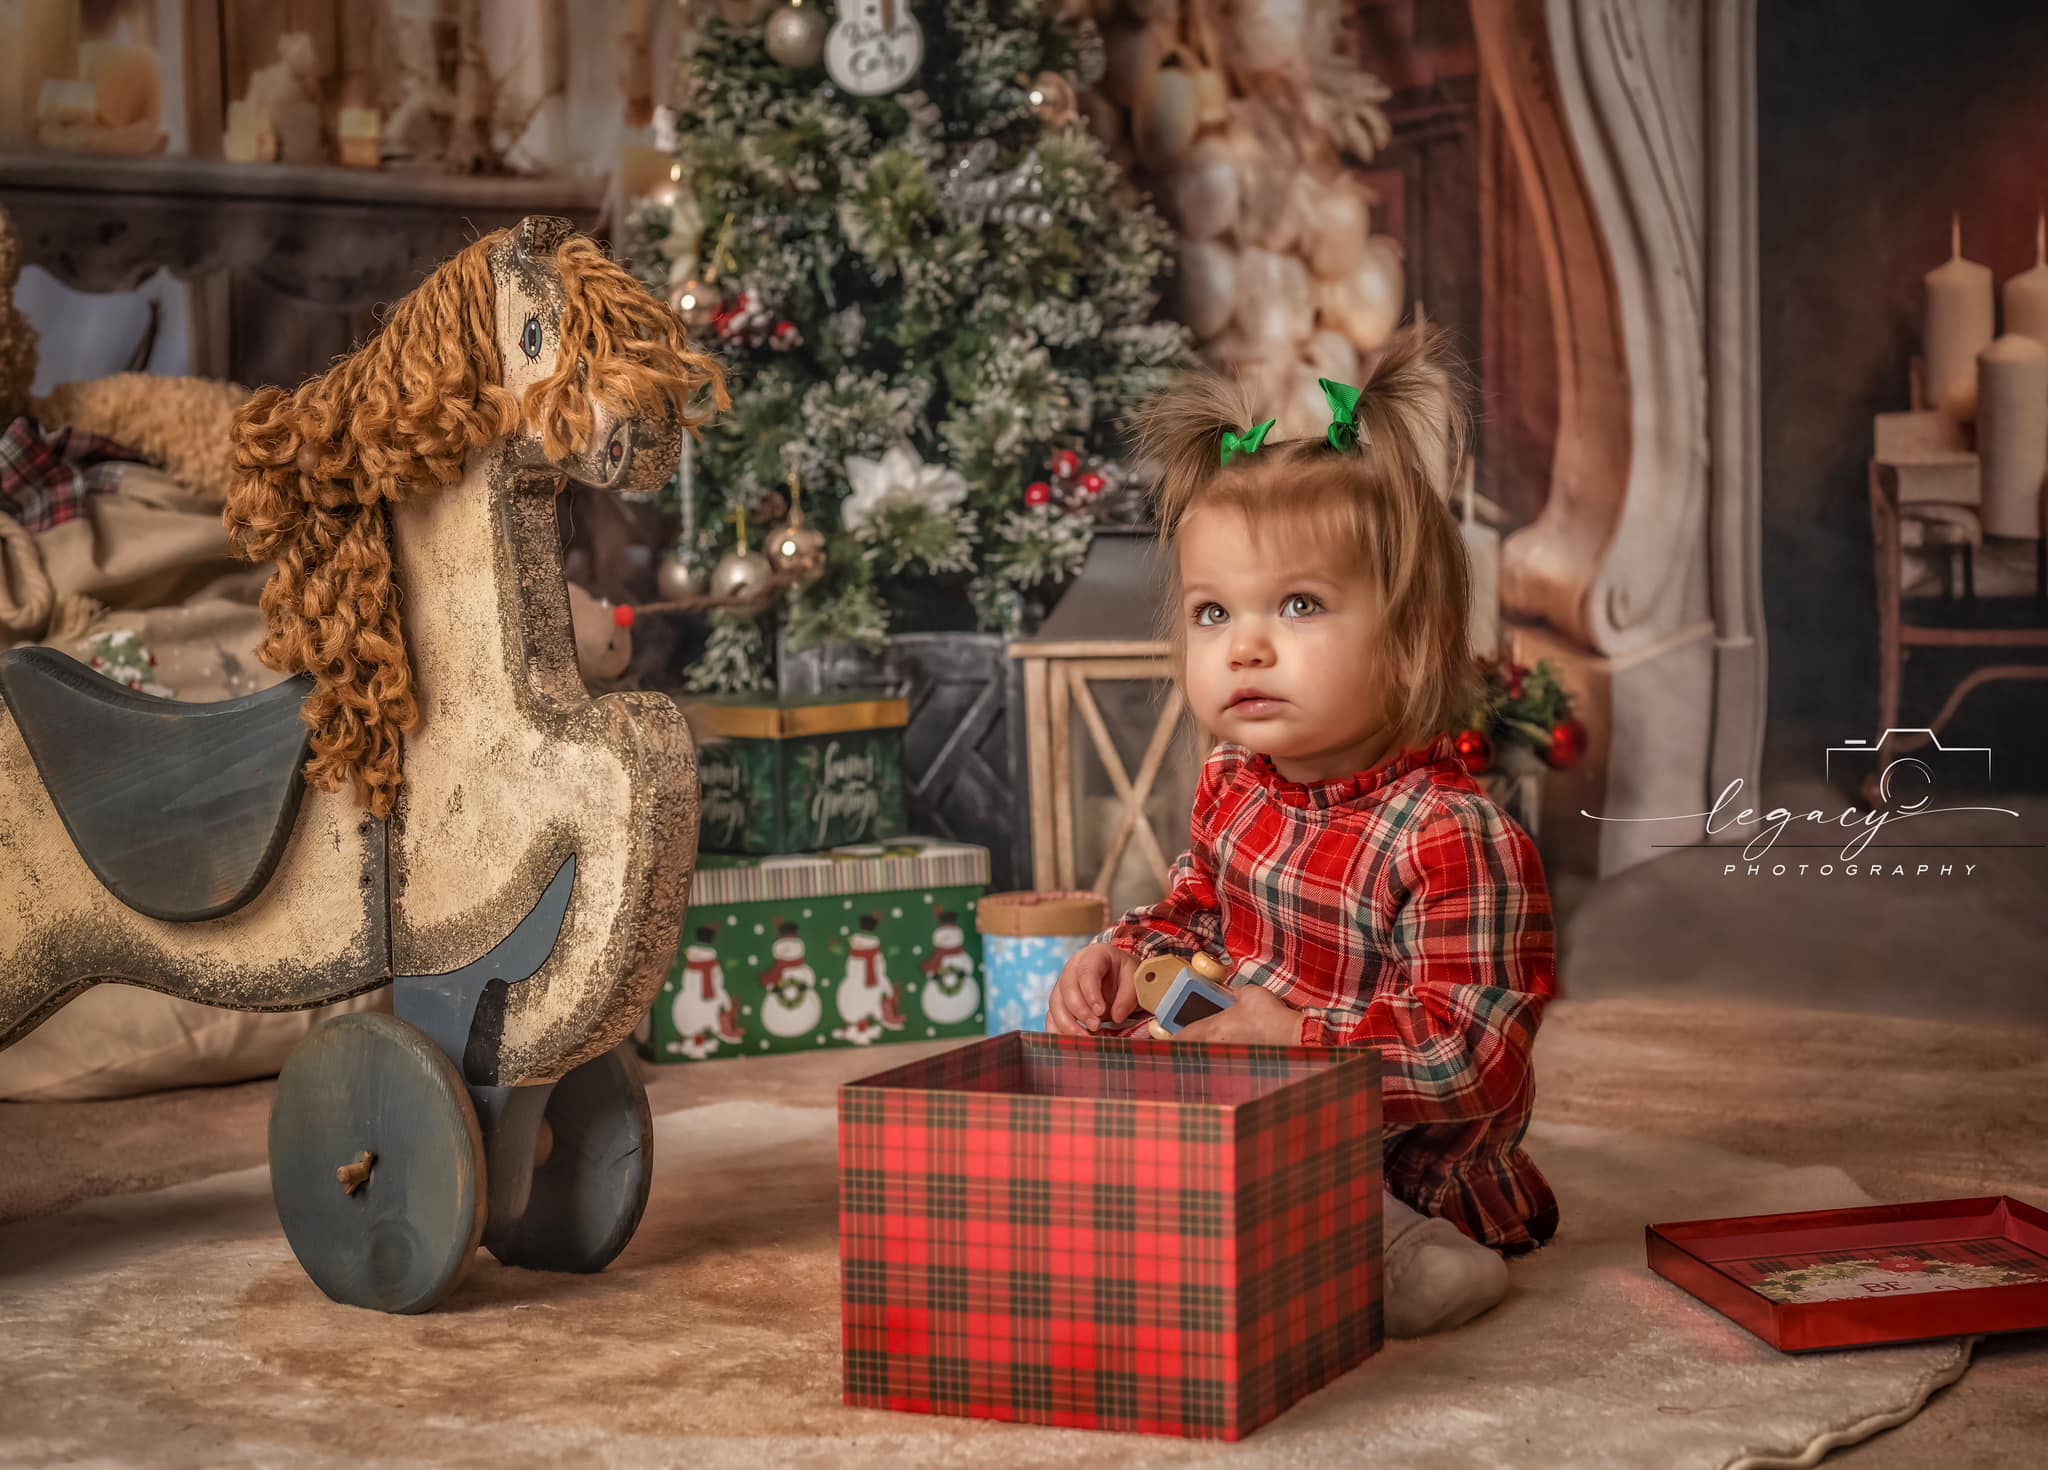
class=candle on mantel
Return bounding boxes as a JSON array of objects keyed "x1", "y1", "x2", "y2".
[
  {"x1": 1925, "y1": 215, "x2": 1995, "y2": 421},
  {"x1": 1976, "y1": 332, "x2": 2048, "y2": 539},
  {"x1": 1459, "y1": 458, "x2": 1500, "y2": 659},
  {"x1": 2005, "y1": 211, "x2": 2048, "y2": 350}
]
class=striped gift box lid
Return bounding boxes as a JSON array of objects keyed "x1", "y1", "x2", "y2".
[{"x1": 689, "y1": 836, "x2": 990, "y2": 906}]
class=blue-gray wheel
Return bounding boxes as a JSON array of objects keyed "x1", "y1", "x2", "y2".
[
  {"x1": 487, "y1": 1047, "x2": 652, "y2": 1274},
  {"x1": 268, "y1": 1012, "x2": 486, "y2": 1313}
]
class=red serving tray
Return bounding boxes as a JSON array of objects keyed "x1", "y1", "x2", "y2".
[{"x1": 1647, "y1": 1196, "x2": 2048, "y2": 1351}]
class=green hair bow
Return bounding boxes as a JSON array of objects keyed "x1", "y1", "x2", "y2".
[
  {"x1": 1321, "y1": 378, "x2": 1366, "y2": 453},
  {"x1": 1220, "y1": 418, "x2": 1276, "y2": 466}
]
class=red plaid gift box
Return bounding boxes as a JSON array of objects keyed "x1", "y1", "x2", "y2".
[{"x1": 839, "y1": 1032, "x2": 1382, "y2": 1439}]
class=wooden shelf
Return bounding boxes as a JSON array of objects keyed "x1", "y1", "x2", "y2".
[{"x1": 0, "y1": 152, "x2": 604, "y2": 212}]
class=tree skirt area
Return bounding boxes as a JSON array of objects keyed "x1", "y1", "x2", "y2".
[{"x1": 2, "y1": 998, "x2": 2043, "y2": 1470}]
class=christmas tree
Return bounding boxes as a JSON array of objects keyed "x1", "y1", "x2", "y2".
[{"x1": 632, "y1": 0, "x2": 1192, "y2": 691}]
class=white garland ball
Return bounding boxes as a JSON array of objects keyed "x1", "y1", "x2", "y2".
[
  {"x1": 1304, "y1": 176, "x2": 1372, "y2": 280},
  {"x1": 1233, "y1": 248, "x2": 1313, "y2": 350},
  {"x1": 1175, "y1": 240, "x2": 1238, "y2": 341},
  {"x1": 1226, "y1": 0, "x2": 1311, "y2": 76},
  {"x1": 1169, "y1": 137, "x2": 1238, "y2": 242},
  {"x1": 1226, "y1": 102, "x2": 1299, "y2": 250},
  {"x1": 1306, "y1": 328, "x2": 1359, "y2": 386},
  {"x1": 1134, "y1": 65, "x2": 1201, "y2": 174},
  {"x1": 1317, "y1": 235, "x2": 1405, "y2": 352}
]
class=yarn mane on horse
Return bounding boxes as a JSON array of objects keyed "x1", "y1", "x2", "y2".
[{"x1": 223, "y1": 228, "x2": 729, "y2": 819}]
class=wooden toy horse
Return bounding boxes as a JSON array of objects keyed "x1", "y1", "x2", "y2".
[{"x1": 0, "y1": 216, "x2": 727, "y2": 1312}]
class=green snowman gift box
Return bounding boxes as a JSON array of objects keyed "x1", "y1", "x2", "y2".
[{"x1": 638, "y1": 837, "x2": 989, "y2": 1063}]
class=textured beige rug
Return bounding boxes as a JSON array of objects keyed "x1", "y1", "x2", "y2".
[{"x1": 0, "y1": 1086, "x2": 1971, "y2": 1469}]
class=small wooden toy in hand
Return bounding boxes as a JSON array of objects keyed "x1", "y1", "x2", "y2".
[{"x1": 1133, "y1": 951, "x2": 1237, "y2": 1038}]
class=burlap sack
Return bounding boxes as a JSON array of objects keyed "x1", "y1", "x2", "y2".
[{"x1": 0, "y1": 458, "x2": 350, "y2": 1100}]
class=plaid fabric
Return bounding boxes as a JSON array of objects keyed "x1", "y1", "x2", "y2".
[
  {"x1": 1102, "y1": 736, "x2": 1558, "y2": 1255},
  {"x1": 841, "y1": 1032, "x2": 1380, "y2": 1440},
  {"x1": 0, "y1": 418, "x2": 138, "y2": 533}
]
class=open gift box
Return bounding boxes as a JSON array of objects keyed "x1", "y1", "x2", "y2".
[
  {"x1": 1648, "y1": 1195, "x2": 2048, "y2": 1351},
  {"x1": 839, "y1": 1032, "x2": 1383, "y2": 1440}
]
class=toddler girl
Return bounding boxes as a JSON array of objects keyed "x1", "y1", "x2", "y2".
[{"x1": 1046, "y1": 326, "x2": 1559, "y2": 1337}]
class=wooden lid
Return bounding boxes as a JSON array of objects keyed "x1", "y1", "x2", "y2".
[
  {"x1": 977, "y1": 890, "x2": 1109, "y2": 937},
  {"x1": 680, "y1": 692, "x2": 908, "y2": 740}
]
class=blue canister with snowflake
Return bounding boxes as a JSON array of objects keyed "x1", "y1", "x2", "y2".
[{"x1": 977, "y1": 891, "x2": 1110, "y2": 1036}]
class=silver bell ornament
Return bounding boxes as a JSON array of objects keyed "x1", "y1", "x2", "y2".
[
  {"x1": 657, "y1": 544, "x2": 706, "y2": 600},
  {"x1": 766, "y1": 469, "x2": 828, "y2": 585},
  {"x1": 764, "y1": 0, "x2": 827, "y2": 70},
  {"x1": 709, "y1": 503, "x2": 775, "y2": 601},
  {"x1": 710, "y1": 549, "x2": 774, "y2": 600}
]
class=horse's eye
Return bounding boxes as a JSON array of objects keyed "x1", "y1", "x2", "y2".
[{"x1": 521, "y1": 316, "x2": 543, "y2": 361}]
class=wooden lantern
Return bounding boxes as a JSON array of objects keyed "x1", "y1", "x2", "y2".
[{"x1": 1008, "y1": 532, "x2": 1202, "y2": 917}]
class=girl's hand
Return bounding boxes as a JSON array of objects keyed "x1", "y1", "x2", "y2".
[
  {"x1": 1047, "y1": 943, "x2": 1140, "y2": 1035},
  {"x1": 1169, "y1": 982, "x2": 1306, "y2": 1046}
]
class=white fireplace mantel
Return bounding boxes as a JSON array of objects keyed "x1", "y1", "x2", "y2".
[{"x1": 1472, "y1": 0, "x2": 1764, "y2": 875}]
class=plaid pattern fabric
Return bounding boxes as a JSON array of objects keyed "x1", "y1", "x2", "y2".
[
  {"x1": 841, "y1": 1032, "x2": 1380, "y2": 1440},
  {"x1": 0, "y1": 418, "x2": 138, "y2": 533},
  {"x1": 1102, "y1": 736, "x2": 1558, "y2": 1255}
]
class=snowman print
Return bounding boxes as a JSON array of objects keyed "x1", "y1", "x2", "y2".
[
  {"x1": 667, "y1": 925, "x2": 746, "y2": 1060},
  {"x1": 918, "y1": 907, "x2": 979, "y2": 1026},
  {"x1": 757, "y1": 919, "x2": 823, "y2": 1040},
  {"x1": 833, "y1": 912, "x2": 905, "y2": 1045}
]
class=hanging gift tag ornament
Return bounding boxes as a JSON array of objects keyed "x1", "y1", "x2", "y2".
[{"x1": 824, "y1": 0, "x2": 924, "y2": 97}]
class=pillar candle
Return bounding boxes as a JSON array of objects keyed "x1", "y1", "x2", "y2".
[
  {"x1": 1459, "y1": 459, "x2": 1501, "y2": 658},
  {"x1": 2005, "y1": 212, "x2": 2048, "y2": 350},
  {"x1": 1976, "y1": 333, "x2": 2048, "y2": 539},
  {"x1": 1925, "y1": 215, "x2": 1995, "y2": 422}
]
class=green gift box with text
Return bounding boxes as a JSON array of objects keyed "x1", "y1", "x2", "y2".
[
  {"x1": 682, "y1": 692, "x2": 907, "y2": 855},
  {"x1": 639, "y1": 837, "x2": 989, "y2": 1063}
]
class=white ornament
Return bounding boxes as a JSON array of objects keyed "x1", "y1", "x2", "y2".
[
  {"x1": 841, "y1": 443, "x2": 969, "y2": 534},
  {"x1": 824, "y1": 0, "x2": 924, "y2": 97}
]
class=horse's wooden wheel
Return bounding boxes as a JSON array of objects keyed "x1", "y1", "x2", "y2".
[
  {"x1": 269, "y1": 1013, "x2": 487, "y2": 1313},
  {"x1": 488, "y1": 1047, "x2": 653, "y2": 1274}
]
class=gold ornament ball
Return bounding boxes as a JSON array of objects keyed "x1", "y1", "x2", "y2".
[
  {"x1": 1027, "y1": 72, "x2": 1078, "y2": 129},
  {"x1": 710, "y1": 548, "x2": 775, "y2": 601},
  {"x1": 657, "y1": 546, "x2": 706, "y2": 600},
  {"x1": 764, "y1": 1, "x2": 827, "y2": 70},
  {"x1": 671, "y1": 277, "x2": 724, "y2": 330},
  {"x1": 766, "y1": 523, "x2": 827, "y2": 583}
]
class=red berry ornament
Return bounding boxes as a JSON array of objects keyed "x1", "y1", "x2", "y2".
[
  {"x1": 1081, "y1": 472, "x2": 1106, "y2": 496},
  {"x1": 1051, "y1": 449, "x2": 1080, "y2": 479},
  {"x1": 1546, "y1": 717, "x2": 1587, "y2": 769},
  {"x1": 1452, "y1": 728, "x2": 1492, "y2": 775},
  {"x1": 1025, "y1": 481, "x2": 1052, "y2": 506}
]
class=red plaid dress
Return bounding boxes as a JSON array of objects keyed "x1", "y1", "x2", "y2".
[{"x1": 1103, "y1": 734, "x2": 1560, "y2": 1255}]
